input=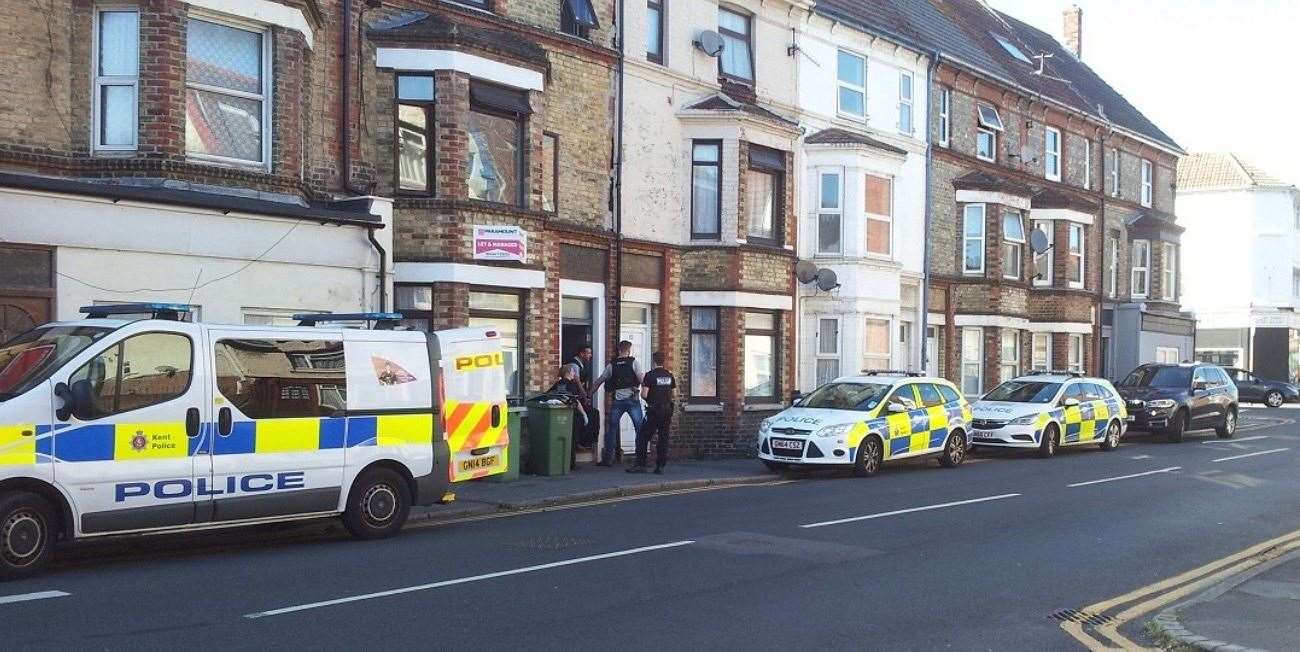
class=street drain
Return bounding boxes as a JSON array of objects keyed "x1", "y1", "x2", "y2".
[
  {"x1": 1049, "y1": 609, "x2": 1116, "y2": 627},
  {"x1": 500, "y1": 535, "x2": 593, "y2": 550}
]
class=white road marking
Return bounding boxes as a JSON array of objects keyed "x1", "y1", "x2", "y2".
[
  {"x1": 0, "y1": 590, "x2": 69, "y2": 605},
  {"x1": 1202, "y1": 435, "x2": 1269, "y2": 445},
  {"x1": 799, "y1": 493, "x2": 1021, "y2": 529},
  {"x1": 1067, "y1": 467, "x2": 1181, "y2": 488},
  {"x1": 1212, "y1": 448, "x2": 1291, "y2": 463},
  {"x1": 1130, "y1": 455, "x2": 1153, "y2": 460},
  {"x1": 244, "y1": 540, "x2": 695, "y2": 619}
]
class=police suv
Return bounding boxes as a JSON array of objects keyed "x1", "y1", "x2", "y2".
[
  {"x1": 0, "y1": 304, "x2": 509, "y2": 579},
  {"x1": 757, "y1": 371, "x2": 974, "y2": 477},
  {"x1": 969, "y1": 372, "x2": 1127, "y2": 458}
]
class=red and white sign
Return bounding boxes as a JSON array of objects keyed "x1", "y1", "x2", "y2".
[{"x1": 473, "y1": 225, "x2": 527, "y2": 262}]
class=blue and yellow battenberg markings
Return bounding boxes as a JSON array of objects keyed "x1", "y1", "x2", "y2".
[
  {"x1": 0, "y1": 414, "x2": 435, "y2": 466},
  {"x1": 1033, "y1": 398, "x2": 1125, "y2": 444},
  {"x1": 842, "y1": 389, "x2": 971, "y2": 462}
]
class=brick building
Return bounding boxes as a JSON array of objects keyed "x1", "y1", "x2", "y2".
[
  {"x1": 0, "y1": 0, "x2": 393, "y2": 339},
  {"x1": 842, "y1": 0, "x2": 1190, "y2": 392}
]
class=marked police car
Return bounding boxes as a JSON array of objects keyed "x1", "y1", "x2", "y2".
[
  {"x1": 969, "y1": 372, "x2": 1127, "y2": 458},
  {"x1": 0, "y1": 304, "x2": 510, "y2": 579},
  {"x1": 757, "y1": 371, "x2": 974, "y2": 477}
]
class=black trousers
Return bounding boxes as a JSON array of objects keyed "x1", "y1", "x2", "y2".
[{"x1": 637, "y1": 408, "x2": 672, "y2": 468}]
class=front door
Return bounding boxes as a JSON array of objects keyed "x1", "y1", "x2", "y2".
[
  {"x1": 53, "y1": 325, "x2": 205, "y2": 534},
  {"x1": 205, "y1": 330, "x2": 346, "y2": 522},
  {"x1": 618, "y1": 304, "x2": 653, "y2": 454}
]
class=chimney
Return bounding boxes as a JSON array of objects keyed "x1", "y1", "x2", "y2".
[{"x1": 1063, "y1": 4, "x2": 1083, "y2": 59}]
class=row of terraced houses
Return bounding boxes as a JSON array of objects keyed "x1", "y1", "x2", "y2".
[{"x1": 0, "y1": 0, "x2": 1193, "y2": 459}]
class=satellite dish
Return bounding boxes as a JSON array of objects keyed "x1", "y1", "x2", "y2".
[
  {"x1": 814, "y1": 268, "x2": 839, "y2": 292},
  {"x1": 1029, "y1": 228, "x2": 1051, "y2": 254},
  {"x1": 795, "y1": 260, "x2": 818, "y2": 284},
  {"x1": 695, "y1": 30, "x2": 724, "y2": 57}
]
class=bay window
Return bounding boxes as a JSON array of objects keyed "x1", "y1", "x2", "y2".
[
  {"x1": 1031, "y1": 333, "x2": 1051, "y2": 371},
  {"x1": 963, "y1": 204, "x2": 986, "y2": 274},
  {"x1": 818, "y1": 170, "x2": 842, "y2": 255},
  {"x1": 743, "y1": 312, "x2": 778, "y2": 401},
  {"x1": 815, "y1": 317, "x2": 841, "y2": 387},
  {"x1": 746, "y1": 146, "x2": 785, "y2": 244},
  {"x1": 691, "y1": 141, "x2": 721, "y2": 239},
  {"x1": 864, "y1": 318, "x2": 891, "y2": 371},
  {"x1": 1067, "y1": 334, "x2": 1084, "y2": 373},
  {"x1": 1161, "y1": 242, "x2": 1177, "y2": 301},
  {"x1": 1032, "y1": 220, "x2": 1053, "y2": 286},
  {"x1": 1131, "y1": 239, "x2": 1150, "y2": 298},
  {"x1": 466, "y1": 82, "x2": 529, "y2": 206},
  {"x1": 1002, "y1": 211, "x2": 1025, "y2": 280},
  {"x1": 961, "y1": 327, "x2": 983, "y2": 396},
  {"x1": 865, "y1": 174, "x2": 893, "y2": 256},
  {"x1": 467, "y1": 290, "x2": 525, "y2": 399},
  {"x1": 1067, "y1": 223, "x2": 1085, "y2": 289},
  {"x1": 1000, "y1": 330, "x2": 1020, "y2": 382},
  {"x1": 396, "y1": 75, "x2": 435, "y2": 193}
]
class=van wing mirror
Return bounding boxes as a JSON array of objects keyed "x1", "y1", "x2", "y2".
[{"x1": 54, "y1": 382, "x2": 75, "y2": 421}]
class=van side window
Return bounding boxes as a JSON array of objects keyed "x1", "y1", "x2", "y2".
[
  {"x1": 917, "y1": 383, "x2": 944, "y2": 408},
  {"x1": 68, "y1": 332, "x2": 193, "y2": 419},
  {"x1": 215, "y1": 339, "x2": 346, "y2": 418},
  {"x1": 937, "y1": 384, "x2": 960, "y2": 404}
]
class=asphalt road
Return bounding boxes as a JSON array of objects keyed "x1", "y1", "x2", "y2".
[{"x1": 6, "y1": 407, "x2": 1300, "y2": 650}]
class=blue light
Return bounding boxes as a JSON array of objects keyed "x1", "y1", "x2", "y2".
[
  {"x1": 80, "y1": 303, "x2": 193, "y2": 317},
  {"x1": 293, "y1": 312, "x2": 405, "y2": 323}
]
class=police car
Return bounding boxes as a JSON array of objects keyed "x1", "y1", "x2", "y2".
[
  {"x1": 0, "y1": 304, "x2": 509, "y2": 579},
  {"x1": 969, "y1": 371, "x2": 1127, "y2": 457},
  {"x1": 757, "y1": 371, "x2": 974, "y2": 477}
]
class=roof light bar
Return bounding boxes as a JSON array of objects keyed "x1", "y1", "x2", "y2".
[
  {"x1": 80, "y1": 303, "x2": 192, "y2": 321},
  {"x1": 294, "y1": 312, "x2": 405, "y2": 328}
]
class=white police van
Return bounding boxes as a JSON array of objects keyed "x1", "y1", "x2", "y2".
[
  {"x1": 969, "y1": 371, "x2": 1127, "y2": 458},
  {"x1": 757, "y1": 371, "x2": 974, "y2": 477},
  {"x1": 0, "y1": 304, "x2": 509, "y2": 579}
]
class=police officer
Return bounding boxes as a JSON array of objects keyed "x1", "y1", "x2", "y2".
[
  {"x1": 590, "y1": 340, "x2": 643, "y2": 466},
  {"x1": 629, "y1": 351, "x2": 675, "y2": 474}
]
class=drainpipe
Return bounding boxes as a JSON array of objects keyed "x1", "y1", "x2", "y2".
[
  {"x1": 367, "y1": 227, "x2": 388, "y2": 312},
  {"x1": 920, "y1": 50, "x2": 939, "y2": 373},
  {"x1": 341, "y1": 0, "x2": 389, "y2": 312},
  {"x1": 612, "y1": 0, "x2": 626, "y2": 353}
]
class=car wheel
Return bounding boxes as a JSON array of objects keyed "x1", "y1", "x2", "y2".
[
  {"x1": 852, "y1": 436, "x2": 883, "y2": 477},
  {"x1": 0, "y1": 492, "x2": 56, "y2": 581},
  {"x1": 1037, "y1": 424, "x2": 1059, "y2": 459},
  {"x1": 1265, "y1": 391, "x2": 1284, "y2": 408},
  {"x1": 938, "y1": 431, "x2": 967, "y2": 468},
  {"x1": 343, "y1": 468, "x2": 411, "y2": 540},
  {"x1": 1099, "y1": 420, "x2": 1122, "y2": 451},
  {"x1": 1216, "y1": 409, "x2": 1238, "y2": 439},
  {"x1": 762, "y1": 460, "x2": 787, "y2": 472},
  {"x1": 1166, "y1": 409, "x2": 1187, "y2": 443}
]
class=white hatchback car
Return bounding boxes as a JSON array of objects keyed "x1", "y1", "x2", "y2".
[{"x1": 969, "y1": 372, "x2": 1128, "y2": 458}]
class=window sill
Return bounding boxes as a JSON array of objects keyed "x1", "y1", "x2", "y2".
[
  {"x1": 683, "y1": 403, "x2": 723, "y2": 412},
  {"x1": 743, "y1": 402, "x2": 784, "y2": 412},
  {"x1": 976, "y1": 155, "x2": 996, "y2": 164}
]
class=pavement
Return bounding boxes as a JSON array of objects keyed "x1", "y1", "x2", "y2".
[
  {"x1": 1151, "y1": 548, "x2": 1300, "y2": 652},
  {"x1": 5, "y1": 407, "x2": 1300, "y2": 650}
]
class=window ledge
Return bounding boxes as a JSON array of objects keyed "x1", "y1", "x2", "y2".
[
  {"x1": 743, "y1": 402, "x2": 784, "y2": 412},
  {"x1": 683, "y1": 403, "x2": 724, "y2": 412}
]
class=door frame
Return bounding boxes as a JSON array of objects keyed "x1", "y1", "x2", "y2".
[{"x1": 559, "y1": 280, "x2": 605, "y2": 456}]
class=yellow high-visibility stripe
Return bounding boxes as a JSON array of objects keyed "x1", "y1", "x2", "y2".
[
  {"x1": 255, "y1": 418, "x2": 321, "y2": 453},
  {"x1": 377, "y1": 414, "x2": 434, "y2": 447},
  {"x1": 0, "y1": 424, "x2": 36, "y2": 466}
]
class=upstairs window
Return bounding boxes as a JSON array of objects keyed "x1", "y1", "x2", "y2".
[
  {"x1": 1032, "y1": 220, "x2": 1053, "y2": 286},
  {"x1": 396, "y1": 75, "x2": 435, "y2": 193},
  {"x1": 1110, "y1": 147, "x2": 1121, "y2": 197},
  {"x1": 1082, "y1": 139, "x2": 1092, "y2": 190},
  {"x1": 646, "y1": 0, "x2": 664, "y2": 63},
  {"x1": 817, "y1": 170, "x2": 842, "y2": 255},
  {"x1": 865, "y1": 174, "x2": 893, "y2": 256},
  {"x1": 691, "y1": 141, "x2": 722, "y2": 239},
  {"x1": 963, "y1": 204, "x2": 986, "y2": 275},
  {"x1": 1141, "y1": 159, "x2": 1154, "y2": 207},
  {"x1": 185, "y1": 17, "x2": 270, "y2": 167},
  {"x1": 746, "y1": 146, "x2": 785, "y2": 245},
  {"x1": 938, "y1": 86, "x2": 951, "y2": 147},
  {"x1": 1002, "y1": 211, "x2": 1025, "y2": 280},
  {"x1": 93, "y1": 9, "x2": 139, "y2": 151},
  {"x1": 1131, "y1": 239, "x2": 1150, "y2": 298},
  {"x1": 898, "y1": 71, "x2": 914, "y2": 135},
  {"x1": 542, "y1": 133, "x2": 558, "y2": 212},
  {"x1": 466, "y1": 82, "x2": 530, "y2": 206},
  {"x1": 1045, "y1": 127, "x2": 1062, "y2": 181},
  {"x1": 1161, "y1": 242, "x2": 1177, "y2": 301},
  {"x1": 976, "y1": 103, "x2": 1002, "y2": 162},
  {"x1": 718, "y1": 8, "x2": 753, "y2": 82},
  {"x1": 836, "y1": 51, "x2": 866, "y2": 119},
  {"x1": 1107, "y1": 234, "x2": 1119, "y2": 299},
  {"x1": 1067, "y1": 223, "x2": 1085, "y2": 289},
  {"x1": 561, "y1": 0, "x2": 599, "y2": 38}
]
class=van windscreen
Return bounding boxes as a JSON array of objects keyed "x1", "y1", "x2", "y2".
[{"x1": 0, "y1": 326, "x2": 113, "y2": 401}]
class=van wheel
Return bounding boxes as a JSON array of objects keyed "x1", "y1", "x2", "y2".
[
  {"x1": 1099, "y1": 420, "x2": 1122, "y2": 451},
  {"x1": 0, "y1": 492, "x2": 55, "y2": 581},
  {"x1": 1166, "y1": 410, "x2": 1187, "y2": 443},
  {"x1": 343, "y1": 468, "x2": 411, "y2": 540},
  {"x1": 1038, "y1": 424, "x2": 1059, "y2": 458},
  {"x1": 938, "y1": 431, "x2": 967, "y2": 468},
  {"x1": 1216, "y1": 409, "x2": 1238, "y2": 439},
  {"x1": 853, "y1": 436, "x2": 883, "y2": 477}
]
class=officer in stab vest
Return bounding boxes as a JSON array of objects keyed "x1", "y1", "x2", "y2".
[
  {"x1": 591, "y1": 340, "x2": 644, "y2": 466},
  {"x1": 629, "y1": 351, "x2": 675, "y2": 474}
]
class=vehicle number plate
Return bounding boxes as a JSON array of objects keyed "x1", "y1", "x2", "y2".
[
  {"x1": 770, "y1": 439, "x2": 802, "y2": 450},
  {"x1": 1125, "y1": 415, "x2": 1135, "y2": 422},
  {"x1": 972, "y1": 430, "x2": 996, "y2": 440},
  {"x1": 459, "y1": 455, "x2": 499, "y2": 472}
]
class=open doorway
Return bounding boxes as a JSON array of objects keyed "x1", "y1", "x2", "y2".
[{"x1": 561, "y1": 296, "x2": 594, "y2": 388}]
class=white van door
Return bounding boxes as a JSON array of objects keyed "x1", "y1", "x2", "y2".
[
  {"x1": 52, "y1": 324, "x2": 205, "y2": 534},
  {"x1": 618, "y1": 308, "x2": 652, "y2": 454},
  {"x1": 205, "y1": 330, "x2": 346, "y2": 522}
]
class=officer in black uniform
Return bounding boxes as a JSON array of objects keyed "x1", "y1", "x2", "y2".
[{"x1": 630, "y1": 351, "x2": 676, "y2": 474}]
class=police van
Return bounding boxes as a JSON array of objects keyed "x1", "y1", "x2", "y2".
[
  {"x1": 969, "y1": 371, "x2": 1127, "y2": 458},
  {"x1": 0, "y1": 304, "x2": 509, "y2": 579},
  {"x1": 757, "y1": 371, "x2": 974, "y2": 477}
]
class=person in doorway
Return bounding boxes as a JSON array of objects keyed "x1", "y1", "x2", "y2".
[
  {"x1": 568, "y1": 346, "x2": 596, "y2": 451},
  {"x1": 629, "y1": 351, "x2": 675, "y2": 474},
  {"x1": 569, "y1": 346, "x2": 593, "y2": 391},
  {"x1": 591, "y1": 340, "x2": 643, "y2": 466},
  {"x1": 546, "y1": 363, "x2": 588, "y2": 470}
]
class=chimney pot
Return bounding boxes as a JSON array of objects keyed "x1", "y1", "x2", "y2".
[{"x1": 1063, "y1": 4, "x2": 1083, "y2": 59}]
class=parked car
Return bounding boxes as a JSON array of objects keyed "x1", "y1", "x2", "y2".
[
  {"x1": 1225, "y1": 368, "x2": 1299, "y2": 408},
  {"x1": 1116, "y1": 363, "x2": 1238, "y2": 442},
  {"x1": 969, "y1": 372, "x2": 1126, "y2": 458}
]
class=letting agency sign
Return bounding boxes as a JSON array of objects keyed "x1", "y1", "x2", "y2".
[{"x1": 473, "y1": 225, "x2": 527, "y2": 262}]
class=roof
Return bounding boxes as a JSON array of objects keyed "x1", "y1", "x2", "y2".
[
  {"x1": 1178, "y1": 152, "x2": 1296, "y2": 191},
  {"x1": 367, "y1": 10, "x2": 548, "y2": 66},
  {"x1": 804, "y1": 128, "x2": 908, "y2": 155},
  {"x1": 683, "y1": 94, "x2": 799, "y2": 127},
  {"x1": 0, "y1": 172, "x2": 383, "y2": 227},
  {"x1": 952, "y1": 170, "x2": 1033, "y2": 196},
  {"x1": 811, "y1": 0, "x2": 1182, "y2": 153}
]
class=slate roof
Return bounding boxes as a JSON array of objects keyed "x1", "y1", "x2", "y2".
[
  {"x1": 367, "y1": 10, "x2": 548, "y2": 66},
  {"x1": 1178, "y1": 152, "x2": 1295, "y2": 191},
  {"x1": 804, "y1": 128, "x2": 908, "y2": 155},
  {"x1": 684, "y1": 94, "x2": 798, "y2": 127},
  {"x1": 951, "y1": 170, "x2": 1032, "y2": 196},
  {"x1": 812, "y1": 0, "x2": 1182, "y2": 153}
]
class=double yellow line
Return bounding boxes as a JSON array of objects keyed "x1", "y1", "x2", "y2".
[{"x1": 1061, "y1": 526, "x2": 1300, "y2": 650}]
